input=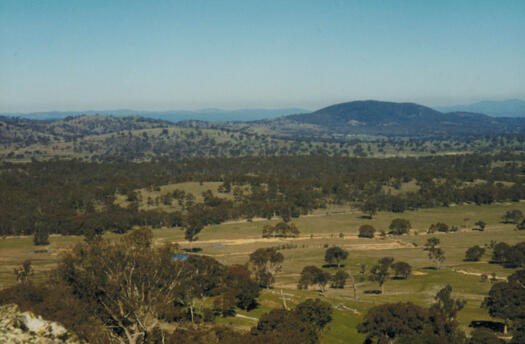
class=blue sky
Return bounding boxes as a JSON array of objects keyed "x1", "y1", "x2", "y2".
[{"x1": 1, "y1": 0, "x2": 524, "y2": 112}]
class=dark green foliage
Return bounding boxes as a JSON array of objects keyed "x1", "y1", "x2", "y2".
[
  {"x1": 491, "y1": 242, "x2": 511, "y2": 264},
  {"x1": 262, "y1": 222, "x2": 300, "y2": 238},
  {"x1": 428, "y1": 222, "x2": 449, "y2": 233},
  {"x1": 250, "y1": 298, "x2": 332, "y2": 344},
  {"x1": 295, "y1": 298, "x2": 333, "y2": 331},
  {"x1": 474, "y1": 220, "x2": 486, "y2": 232},
  {"x1": 369, "y1": 257, "x2": 394, "y2": 293},
  {"x1": 389, "y1": 219, "x2": 411, "y2": 235},
  {"x1": 391, "y1": 261, "x2": 412, "y2": 279},
  {"x1": 358, "y1": 286, "x2": 467, "y2": 344},
  {"x1": 502, "y1": 209, "x2": 523, "y2": 224},
  {"x1": 361, "y1": 199, "x2": 378, "y2": 219},
  {"x1": 483, "y1": 269, "x2": 525, "y2": 333},
  {"x1": 165, "y1": 325, "x2": 245, "y2": 344},
  {"x1": 324, "y1": 246, "x2": 349, "y2": 267},
  {"x1": 249, "y1": 248, "x2": 284, "y2": 288},
  {"x1": 183, "y1": 213, "x2": 204, "y2": 243},
  {"x1": 224, "y1": 264, "x2": 260, "y2": 310},
  {"x1": 212, "y1": 289, "x2": 236, "y2": 317},
  {"x1": 298, "y1": 266, "x2": 331, "y2": 292},
  {"x1": 330, "y1": 270, "x2": 349, "y2": 288},
  {"x1": 490, "y1": 242, "x2": 525, "y2": 268},
  {"x1": 465, "y1": 245, "x2": 486, "y2": 262},
  {"x1": 285, "y1": 100, "x2": 525, "y2": 137},
  {"x1": 357, "y1": 302, "x2": 428, "y2": 343},
  {"x1": 510, "y1": 321, "x2": 525, "y2": 344},
  {"x1": 359, "y1": 224, "x2": 376, "y2": 238},
  {"x1": 425, "y1": 237, "x2": 446, "y2": 269},
  {"x1": 250, "y1": 309, "x2": 318, "y2": 344},
  {"x1": 1, "y1": 154, "x2": 525, "y2": 238},
  {"x1": 33, "y1": 226, "x2": 49, "y2": 246}
]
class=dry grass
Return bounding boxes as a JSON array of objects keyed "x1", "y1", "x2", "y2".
[{"x1": 1, "y1": 200, "x2": 524, "y2": 343}]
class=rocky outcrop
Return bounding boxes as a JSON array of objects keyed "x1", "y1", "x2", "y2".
[{"x1": 0, "y1": 304, "x2": 83, "y2": 343}]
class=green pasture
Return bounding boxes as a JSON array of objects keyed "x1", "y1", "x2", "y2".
[{"x1": 1, "y1": 201, "x2": 524, "y2": 343}]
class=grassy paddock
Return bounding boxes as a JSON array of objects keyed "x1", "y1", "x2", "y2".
[{"x1": 1, "y1": 201, "x2": 524, "y2": 343}]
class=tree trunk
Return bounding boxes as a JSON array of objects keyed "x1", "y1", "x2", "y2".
[
  {"x1": 280, "y1": 288, "x2": 288, "y2": 310},
  {"x1": 349, "y1": 274, "x2": 358, "y2": 300}
]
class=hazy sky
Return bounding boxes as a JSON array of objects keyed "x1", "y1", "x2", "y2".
[{"x1": 1, "y1": 0, "x2": 524, "y2": 112}]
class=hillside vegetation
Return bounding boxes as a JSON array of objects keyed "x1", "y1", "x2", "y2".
[{"x1": 2, "y1": 106, "x2": 525, "y2": 161}]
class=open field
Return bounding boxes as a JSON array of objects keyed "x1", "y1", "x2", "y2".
[{"x1": 1, "y1": 201, "x2": 524, "y2": 343}]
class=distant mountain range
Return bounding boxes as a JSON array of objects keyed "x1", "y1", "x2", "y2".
[
  {"x1": 0, "y1": 108, "x2": 308, "y2": 122},
  {"x1": 2, "y1": 100, "x2": 525, "y2": 161},
  {"x1": 3, "y1": 99, "x2": 524, "y2": 125},
  {"x1": 2, "y1": 100, "x2": 525, "y2": 141},
  {"x1": 434, "y1": 99, "x2": 525, "y2": 117}
]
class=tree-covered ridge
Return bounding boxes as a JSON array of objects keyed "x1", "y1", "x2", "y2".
[
  {"x1": 0, "y1": 153, "x2": 524, "y2": 237},
  {"x1": 3, "y1": 101, "x2": 525, "y2": 162},
  {"x1": 213, "y1": 100, "x2": 525, "y2": 138}
]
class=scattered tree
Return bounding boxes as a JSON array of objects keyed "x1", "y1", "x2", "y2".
[
  {"x1": 465, "y1": 245, "x2": 485, "y2": 262},
  {"x1": 330, "y1": 269, "x2": 349, "y2": 289},
  {"x1": 33, "y1": 226, "x2": 49, "y2": 246},
  {"x1": 492, "y1": 242, "x2": 511, "y2": 264},
  {"x1": 298, "y1": 266, "x2": 331, "y2": 292},
  {"x1": 426, "y1": 285, "x2": 467, "y2": 343},
  {"x1": 183, "y1": 214, "x2": 204, "y2": 250},
  {"x1": 369, "y1": 257, "x2": 394, "y2": 294},
  {"x1": 358, "y1": 224, "x2": 376, "y2": 238},
  {"x1": 391, "y1": 261, "x2": 412, "y2": 279},
  {"x1": 361, "y1": 199, "x2": 378, "y2": 219},
  {"x1": 249, "y1": 247, "x2": 284, "y2": 288},
  {"x1": 502, "y1": 210, "x2": 523, "y2": 224},
  {"x1": 389, "y1": 218, "x2": 411, "y2": 235},
  {"x1": 262, "y1": 221, "x2": 300, "y2": 238},
  {"x1": 324, "y1": 246, "x2": 348, "y2": 268},
  {"x1": 425, "y1": 237, "x2": 446, "y2": 269}
]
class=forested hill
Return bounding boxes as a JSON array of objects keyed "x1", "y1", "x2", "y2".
[
  {"x1": 0, "y1": 114, "x2": 174, "y2": 139},
  {"x1": 279, "y1": 100, "x2": 525, "y2": 137},
  {"x1": 2, "y1": 101, "x2": 525, "y2": 161}
]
